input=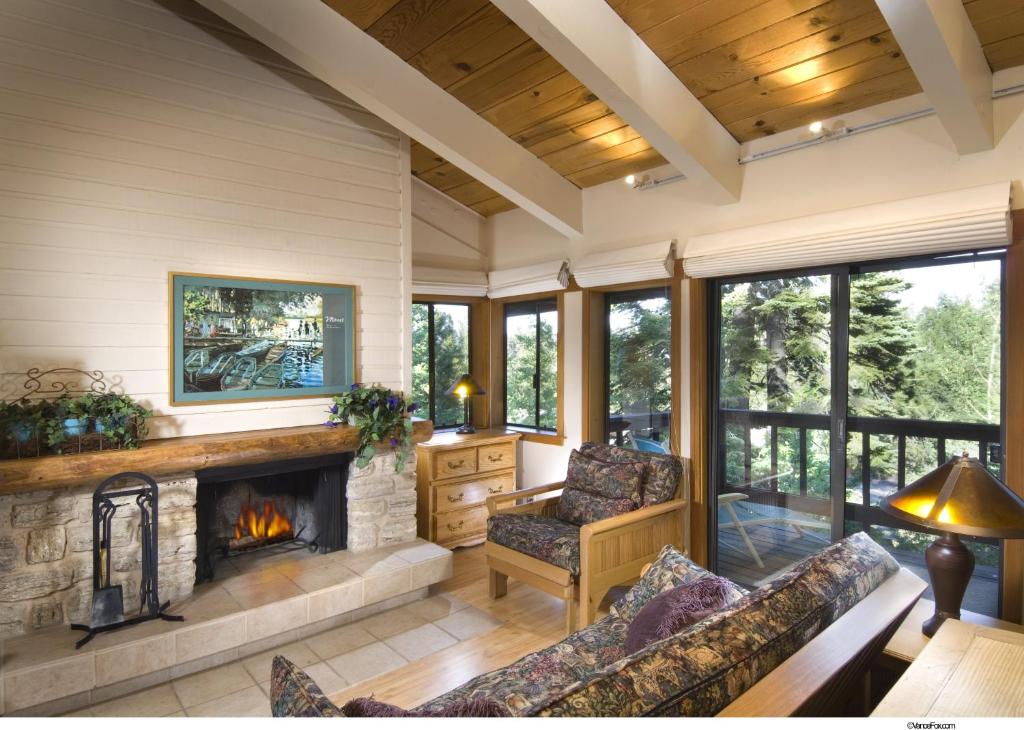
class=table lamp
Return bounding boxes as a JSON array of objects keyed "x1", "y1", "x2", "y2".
[
  {"x1": 447, "y1": 374, "x2": 485, "y2": 435},
  {"x1": 879, "y1": 453, "x2": 1024, "y2": 636}
]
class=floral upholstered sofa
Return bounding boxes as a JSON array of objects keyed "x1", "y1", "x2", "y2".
[{"x1": 272, "y1": 532, "x2": 908, "y2": 717}]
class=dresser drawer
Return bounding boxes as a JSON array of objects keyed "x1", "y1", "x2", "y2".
[
  {"x1": 477, "y1": 441, "x2": 515, "y2": 472},
  {"x1": 434, "y1": 505, "x2": 488, "y2": 542},
  {"x1": 433, "y1": 447, "x2": 477, "y2": 480},
  {"x1": 434, "y1": 472, "x2": 515, "y2": 513}
]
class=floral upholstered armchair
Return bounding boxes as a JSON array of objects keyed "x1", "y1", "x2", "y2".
[{"x1": 484, "y1": 442, "x2": 689, "y2": 633}]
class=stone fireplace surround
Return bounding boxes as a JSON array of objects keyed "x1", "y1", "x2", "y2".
[{"x1": 0, "y1": 422, "x2": 450, "y2": 715}]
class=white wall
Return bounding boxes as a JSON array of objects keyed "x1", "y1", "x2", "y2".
[
  {"x1": 0, "y1": 0, "x2": 412, "y2": 438},
  {"x1": 486, "y1": 92, "x2": 1024, "y2": 485},
  {"x1": 411, "y1": 179, "x2": 487, "y2": 271}
]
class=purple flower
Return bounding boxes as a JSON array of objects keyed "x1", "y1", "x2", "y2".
[
  {"x1": 368, "y1": 397, "x2": 378, "y2": 408},
  {"x1": 407, "y1": 402, "x2": 419, "y2": 414},
  {"x1": 386, "y1": 394, "x2": 399, "y2": 410},
  {"x1": 329, "y1": 404, "x2": 339, "y2": 415},
  {"x1": 323, "y1": 421, "x2": 337, "y2": 428},
  {"x1": 350, "y1": 382, "x2": 361, "y2": 391},
  {"x1": 389, "y1": 437, "x2": 399, "y2": 447}
]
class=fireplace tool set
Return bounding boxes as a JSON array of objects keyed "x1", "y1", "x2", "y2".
[{"x1": 71, "y1": 471, "x2": 184, "y2": 649}]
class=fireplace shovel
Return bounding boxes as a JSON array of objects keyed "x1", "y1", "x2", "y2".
[{"x1": 90, "y1": 500, "x2": 125, "y2": 628}]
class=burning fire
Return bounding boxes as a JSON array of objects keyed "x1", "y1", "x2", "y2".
[{"x1": 234, "y1": 500, "x2": 292, "y2": 542}]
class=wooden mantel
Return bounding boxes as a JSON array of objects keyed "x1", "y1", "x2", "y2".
[{"x1": 0, "y1": 420, "x2": 434, "y2": 496}]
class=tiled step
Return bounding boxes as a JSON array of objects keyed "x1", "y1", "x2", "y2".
[{"x1": 0, "y1": 539, "x2": 452, "y2": 716}]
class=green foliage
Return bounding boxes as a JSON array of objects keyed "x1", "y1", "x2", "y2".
[
  {"x1": 719, "y1": 265, "x2": 1002, "y2": 572},
  {"x1": 505, "y1": 311, "x2": 557, "y2": 429},
  {"x1": 1, "y1": 393, "x2": 150, "y2": 456},
  {"x1": 327, "y1": 384, "x2": 416, "y2": 471},
  {"x1": 607, "y1": 294, "x2": 672, "y2": 438},
  {"x1": 411, "y1": 304, "x2": 470, "y2": 428}
]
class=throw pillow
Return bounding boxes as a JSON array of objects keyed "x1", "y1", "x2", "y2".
[
  {"x1": 624, "y1": 575, "x2": 741, "y2": 655},
  {"x1": 270, "y1": 656, "x2": 343, "y2": 717},
  {"x1": 555, "y1": 485, "x2": 635, "y2": 526},
  {"x1": 344, "y1": 696, "x2": 511, "y2": 717},
  {"x1": 579, "y1": 441, "x2": 683, "y2": 506},
  {"x1": 564, "y1": 448, "x2": 646, "y2": 504},
  {"x1": 610, "y1": 544, "x2": 748, "y2": 622}
]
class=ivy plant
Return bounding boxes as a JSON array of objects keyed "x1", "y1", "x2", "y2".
[{"x1": 326, "y1": 383, "x2": 419, "y2": 471}]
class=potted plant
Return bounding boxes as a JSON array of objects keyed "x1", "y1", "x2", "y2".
[
  {"x1": 326, "y1": 383, "x2": 418, "y2": 471},
  {"x1": 94, "y1": 392, "x2": 151, "y2": 448},
  {"x1": 45, "y1": 395, "x2": 89, "y2": 452}
]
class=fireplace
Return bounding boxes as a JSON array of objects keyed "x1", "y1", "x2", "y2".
[{"x1": 194, "y1": 453, "x2": 350, "y2": 582}]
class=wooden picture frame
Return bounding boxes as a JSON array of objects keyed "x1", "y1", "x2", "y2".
[{"x1": 168, "y1": 273, "x2": 356, "y2": 406}]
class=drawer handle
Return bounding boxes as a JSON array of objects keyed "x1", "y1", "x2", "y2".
[
  {"x1": 487, "y1": 486, "x2": 502, "y2": 494},
  {"x1": 487, "y1": 454, "x2": 504, "y2": 462},
  {"x1": 446, "y1": 459, "x2": 465, "y2": 469},
  {"x1": 446, "y1": 493, "x2": 464, "y2": 503},
  {"x1": 446, "y1": 520, "x2": 464, "y2": 533}
]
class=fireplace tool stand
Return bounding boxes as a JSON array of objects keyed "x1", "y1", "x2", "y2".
[{"x1": 71, "y1": 472, "x2": 184, "y2": 649}]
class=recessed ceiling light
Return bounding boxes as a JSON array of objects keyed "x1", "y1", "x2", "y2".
[
  {"x1": 624, "y1": 174, "x2": 636, "y2": 186},
  {"x1": 808, "y1": 120, "x2": 824, "y2": 134}
]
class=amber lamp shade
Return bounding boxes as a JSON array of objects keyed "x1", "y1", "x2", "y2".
[
  {"x1": 879, "y1": 454, "x2": 1024, "y2": 636},
  {"x1": 446, "y1": 374, "x2": 485, "y2": 435}
]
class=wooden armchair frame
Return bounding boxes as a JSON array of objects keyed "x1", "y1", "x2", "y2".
[{"x1": 484, "y1": 478, "x2": 688, "y2": 634}]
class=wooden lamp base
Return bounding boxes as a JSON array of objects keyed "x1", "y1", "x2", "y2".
[{"x1": 922, "y1": 532, "x2": 975, "y2": 637}]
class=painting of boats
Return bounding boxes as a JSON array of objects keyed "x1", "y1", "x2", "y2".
[
  {"x1": 194, "y1": 352, "x2": 236, "y2": 390},
  {"x1": 251, "y1": 362, "x2": 285, "y2": 389},
  {"x1": 171, "y1": 274, "x2": 355, "y2": 404},
  {"x1": 222, "y1": 356, "x2": 258, "y2": 390}
]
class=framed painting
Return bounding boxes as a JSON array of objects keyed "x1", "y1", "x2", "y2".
[{"x1": 169, "y1": 273, "x2": 356, "y2": 405}]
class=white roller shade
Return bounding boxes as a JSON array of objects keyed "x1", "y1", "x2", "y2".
[
  {"x1": 412, "y1": 267, "x2": 488, "y2": 297},
  {"x1": 573, "y1": 240, "x2": 676, "y2": 288},
  {"x1": 488, "y1": 259, "x2": 569, "y2": 299},
  {"x1": 683, "y1": 182, "x2": 1011, "y2": 279}
]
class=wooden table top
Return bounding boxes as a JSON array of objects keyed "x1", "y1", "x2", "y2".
[
  {"x1": 874, "y1": 619, "x2": 1024, "y2": 717},
  {"x1": 884, "y1": 598, "x2": 1024, "y2": 664}
]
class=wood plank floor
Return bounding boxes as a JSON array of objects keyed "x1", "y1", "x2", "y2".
[{"x1": 326, "y1": 544, "x2": 610, "y2": 709}]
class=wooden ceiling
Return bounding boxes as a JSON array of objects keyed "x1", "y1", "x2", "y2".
[{"x1": 321, "y1": 0, "x2": 1024, "y2": 218}]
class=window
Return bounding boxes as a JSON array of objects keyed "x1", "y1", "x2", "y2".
[
  {"x1": 411, "y1": 302, "x2": 470, "y2": 429},
  {"x1": 604, "y1": 287, "x2": 672, "y2": 452},
  {"x1": 710, "y1": 252, "x2": 1005, "y2": 617},
  {"x1": 504, "y1": 298, "x2": 558, "y2": 432}
]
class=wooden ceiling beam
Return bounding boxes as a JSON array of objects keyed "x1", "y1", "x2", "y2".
[
  {"x1": 876, "y1": 0, "x2": 994, "y2": 153},
  {"x1": 493, "y1": 0, "x2": 742, "y2": 202},
  {"x1": 196, "y1": 0, "x2": 583, "y2": 236}
]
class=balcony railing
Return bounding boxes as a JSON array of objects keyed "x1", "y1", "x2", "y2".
[{"x1": 717, "y1": 407, "x2": 1001, "y2": 539}]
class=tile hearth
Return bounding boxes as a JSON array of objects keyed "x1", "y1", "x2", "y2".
[
  {"x1": 69, "y1": 596, "x2": 500, "y2": 717},
  {"x1": 0, "y1": 539, "x2": 452, "y2": 716}
]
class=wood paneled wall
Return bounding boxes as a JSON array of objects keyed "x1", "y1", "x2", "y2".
[{"x1": 0, "y1": 0, "x2": 409, "y2": 438}]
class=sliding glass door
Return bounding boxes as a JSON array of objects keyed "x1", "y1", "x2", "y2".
[
  {"x1": 710, "y1": 252, "x2": 1005, "y2": 616},
  {"x1": 712, "y1": 274, "x2": 836, "y2": 586}
]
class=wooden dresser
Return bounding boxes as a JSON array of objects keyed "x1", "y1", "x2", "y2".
[{"x1": 415, "y1": 429, "x2": 521, "y2": 548}]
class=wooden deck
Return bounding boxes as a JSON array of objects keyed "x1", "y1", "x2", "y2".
[{"x1": 717, "y1": 514, "x2": 999, "y2": 616}]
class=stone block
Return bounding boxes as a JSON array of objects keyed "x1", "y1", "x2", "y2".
[
  {"x1": 26, "y1": 526, "x2": 67, "y2": 564},
  {"x1": 67, "y1": 519, "x2": 135, "y2": 553},
  {"x1": 348, "y1": 498, "x2": 387, "y2": 524},
  {"x1": 0, "y1": 535, "x2": 17, "y2": 571},
  {"x1": 346, "y1": 525, "x2": 378, "y2": 553},
  {"x1": 1, "y1": 604, "x2": 25, "y2": 638},
  {"x1": 346, "y1": 477, "x2": 395, "y2": 500},
  {"x1": 30, "y1": 601, "x2": 64, "y2": 629},
  {"x1": 380, "y1": 517, "x2": 417, "y2": 545},
  {"x1": 11, "y1": 496, "x2": 75, "y2": 528},
  {"x1": 0, "y1": 568, "x2": 73, "y2": 601}
]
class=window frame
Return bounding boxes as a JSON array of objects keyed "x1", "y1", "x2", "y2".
[
  {"x1": 411, "y1": 298, "x2": 474, "y2": 431},
  {"x1": 493, "y1": 292, "x2": 565, "y2": 445},
  {"x1": 706, "y1": 248, "x2": 1008, "y2": 615}
]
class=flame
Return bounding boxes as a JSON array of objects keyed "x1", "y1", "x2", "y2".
[{"x1": 234, "y1": 500, "x2": 292, "y2": 542}]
